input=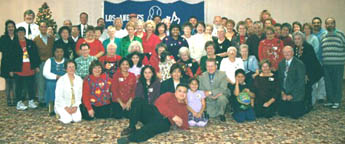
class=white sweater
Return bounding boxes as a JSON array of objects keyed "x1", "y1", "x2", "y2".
[{"x1": 55, "y1": 74, "x2": 83, "y2": 111}]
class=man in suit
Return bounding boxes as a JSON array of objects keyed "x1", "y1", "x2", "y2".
[
  {"x1": 78, "y1": 12, "x2": 89, "y2": 38},
  {"x1": 199, "y1": 58, "x2": 229, "y2": 121},
  {"x1": 278, "y1": 45, "x2": 306, "y2": 119},
  {"x1": 16, "y1": 9, "x2": 40, "y2": 40}
]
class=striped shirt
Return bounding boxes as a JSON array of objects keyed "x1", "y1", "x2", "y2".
[
  {"x1": 321, "y1": 30, "x2": 345, "y2": 65},
  {"x1": 75, "y1": 55, "x2": 97, "y2": 78}
]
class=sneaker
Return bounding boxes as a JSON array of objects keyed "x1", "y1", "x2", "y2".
[
  {"x1": 331, "y1": 103, "x2": 340, "y2": 109},
  {"x1": 28, "y1": 100, "x2": 38, "y2": 109},
  {"x1": 16, "y1": 101, "x2": 28, "y2": 110},
  {"x1": 323, "y1": 102, "x2": 333, "y2": 107}
]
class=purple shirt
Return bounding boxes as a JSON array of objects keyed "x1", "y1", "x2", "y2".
[{"x1": 187, "y1": 90, "x2": 206, "y2": 112}]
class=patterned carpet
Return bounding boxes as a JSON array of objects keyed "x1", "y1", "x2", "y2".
[{"x1": 0, "y1": 91, "x2": 345, "y2": 144}]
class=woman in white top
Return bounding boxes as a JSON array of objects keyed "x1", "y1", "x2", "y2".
[
  {"x1": 220, "y1": 46, "x2": 244, "y2": 84},
  {"x1": 55, "y1": 60, "x2": 83, "y2": 124},
  {"x1": 190, "y1": 22, "x2": 208, "y2": 62}
]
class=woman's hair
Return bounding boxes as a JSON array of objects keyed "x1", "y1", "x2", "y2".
[
  {"x1": 155, "y1": 42, "x2": 167, "y2": 54},
  {"x1": 127, "y1": 51, "x2": 143, "y2": 68},
  {"x1": 64, "y1": 59, "x2": 77, "y2": 70},
  {"x1": 85, "y1": 26, "x2": 95, "y2": 33},
  {"x1": 160, "y1": 50, "x2": 171, "y2": 63},
  {"x1": 204, "y1": 41, "x2": 215, "y2": 51},
  {"x1": 155, "y1": 22, "x2": 167, "y2": 35},
  {"x1": 265, "y1": 26, "x2": 275, "y2": 34},
  {"x1": 196, "y1": 21, "x2": 206, "y2": 30},
  {"x1": 58, "y1": 26, "x2": 71, "y2": 38},
  {"x1": 259, "y1": 59, "x2": 272, "y2": 69},
  {"x1": 292, "y1": 21, "x2": 302, "y2": 30},
  {"x1": 79, "y1": 43, "x2": 90, "y2": 50},
  {"x1": 169, "y1": 63, "x2": 184, "y2": 75},
  {"x1": 236, "y1": 21, "x2": 247, "y2": 31},
  {"x1": 178, "y1": 47, "x2": 190, "y2": 58},
  {"x1": 227, "y1": 46, "x2": 237, "y2": 53},
  {"x1": 139, "y1": 65, "x2": 157, "y2": 87},
  {"x1": 4, "y1": 19, "x2": 16, "y2": 35},
  {"x1": 126, "y1": 21, "x2": 136, "y2": 30},
  {"x1": 235, "y1": 69, "x2": 246, "y2": 77},
  {"x1": 169, "y1": 23, "x2": 181, "y2": 33},
  {"x1": 119, "y1": 57, "x2": 130, "y2": 68},
  {"x1": 292, "y1": 31, "x2": 306, "y2": 42},
  {"x1": 144, "y1": 20, "x2": 156, "y2": 31},
  {"x1": 302, "y1": 23, "x2": 314, "y2": 34},
  {"x1": 89, "y1": 60, "x2": 103, "y2": 75},
  {"x1": 260, "y1": 9, "x2": 271, "y2": 22},
  {"x1": 128, "y1": 41, "x2": 143, "y2": 53},
  {"x1": 106, "y1": 42, "x2": 117, "y2": 51}
]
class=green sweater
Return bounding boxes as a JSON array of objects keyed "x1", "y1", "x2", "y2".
[{"x1": 119, "y1": 35, "x2": 142, "y2": 57}]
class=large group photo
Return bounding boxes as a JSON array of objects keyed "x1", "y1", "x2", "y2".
[{"x1": 0, "y1": 0, "x2": 345, "y2": 143}]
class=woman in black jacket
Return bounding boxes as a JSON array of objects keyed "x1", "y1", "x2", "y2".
[
  {"x1": 0, "y1": 20, "x2": 17, "y2": 106},
  {"x1": 54, "y1": 26, "x2": 77, "y2": 60}
]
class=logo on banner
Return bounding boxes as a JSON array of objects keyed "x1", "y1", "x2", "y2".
[{"x1": 147, "y1": 5, "x2": 162, "y2": 20}]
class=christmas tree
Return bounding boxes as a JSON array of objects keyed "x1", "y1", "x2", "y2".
[{"x1": 35, "y1": 2, "x2": 57, "y2": 34}]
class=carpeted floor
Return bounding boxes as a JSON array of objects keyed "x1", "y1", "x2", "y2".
[{"x1": 0, "y1": 91, "x2": 345, "y2": 144}]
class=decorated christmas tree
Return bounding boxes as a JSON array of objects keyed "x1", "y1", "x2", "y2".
[{"x1": 35, "y1": 2, "x2": 57, "y2": 34}]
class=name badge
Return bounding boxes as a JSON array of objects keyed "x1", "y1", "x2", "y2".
[
  {"x1": 119, "y1": 77, "x2": 124, "y2": 82},
  {"x1": 272, "y1": 47, "x2": 278, "y2": 50},
  {"x1": 148, "y1": 88, "x2": 153, "y2": 92},
  {"x1": 188, "y1": 63, "x2": 192, "y2": 67},
  {"x1": 269, "y1": 77, "x2": 274, "y2": 81},
  {"x1": 196, "y1": 94, "x2": 201, "y2": 98}
]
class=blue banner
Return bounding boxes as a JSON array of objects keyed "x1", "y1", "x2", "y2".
[{"x1": 104, "y1": 0, "x2": 204, "y2": 27}]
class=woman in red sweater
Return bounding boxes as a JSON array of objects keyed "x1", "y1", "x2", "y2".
[
  {"x1": 142, "y1": 20, "x2": 161, "y2": 57},
  {"x1": 258, "y1": 27, "x2": 284, "y2": 71},
  {"x1": 111, "y1": 58, "x2": 137, "y2": 118},
  {"x1": 80, "y1": 60, "x2": 112, "y2": 120},
  {"x1": 75, "y1": 26, "x2": 105, "y2": 58}
]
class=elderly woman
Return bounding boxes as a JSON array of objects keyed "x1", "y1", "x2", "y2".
[
  {"x1": 75, "y1": 26, "x2": 105, "y2": 58},
  {"x1": 81, "y1": 60, "x2": 113, "y2": 120},
  {"x1": 258, "y1": 26, "x2": 284, "y2": 71},
  {"x1": 155, "y1": 23, "x2": 167, "y2": 40},
  {"x1": 214, "y1": 26, "x2": 232, "y2": 57},
  {"x1": 162, "y1": 24, "x2": 189, "y2": 60},
  {"x1": 240, "y1": 44, "x2": 259, "y2": 85},
  {"x1": 160, "y1": 63, "x2": 188, "y2": 94},
  {"x1": 43, "y1": 47, "x2": 66, "y2": 115},
  {"x1": 119, "y1": 22, "x2": 142, "y2": 57},
  {"x1": 293, "y1": 31, "x2": 322, "y2": 111},
  {"x1": 220, "y1": 46, "x2": 244, "y2": 84},
  {"x1": 200, "y1": 41, "x2": 223, "y2": 72},
  {"x1": 252, "y1": 60, "x2": 280, "y2": 118},
  {"x1": 127, "y1": 40, "x2": 150, "y2": 65},
  {"x1": 135, "y1": 66, "x2": 161, "y2": 104},
  {"x1": 103, "y1": 26, "x2": 121, "y2": 55},
  {"x1": 177, "y1": 47, "x2": 202, "y2": 78},
  {"x1": 142, "y1": 20, "x2": 161, "y2": 57},
  {"x1": 302, "y1": 23, "x2": 321, "y2": 61},
  {"x1": 99, "y1": 42, "x2": 122, "y2": 78},
  {"x1": 111, "y1": 58, "x2": 137, "y2": 118},
  {"x1": 55, "y1": 60, "x2": 83, "y2": 124},
  {"x1": 225, "y1": 19, "x2": 237, "y2": 41},
  {"x1": 54, "y1": 26, "x2": 77, "y2": 60},
  {"x1": 135, "y1": 20, "x2": 145, "y2": 39},
  {"x1": 190, "y1": 22, "x2": 209, "y2": 61},
  {"x1": 0, "y1": 20, "x2": 17, "y2": 106}
]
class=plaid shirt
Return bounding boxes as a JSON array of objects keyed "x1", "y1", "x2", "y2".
[{"x1": 75, "y1": 55, "x2": 97, "y2": 78}]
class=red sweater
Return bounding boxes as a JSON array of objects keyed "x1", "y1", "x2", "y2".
[
  {"x1": 258, "y1": 38, "x2": 284, "y2": 70},
  {"x1": 154, "y1": 92, "x2": 189, "y2": 130},
  {"x1": 82, "y1": 73, "x2": 112, "y2": 111},
  {"x1": 149, "y1": 54, "x2": 160, "y2": 72},
  {"x1": 111, "y1": 71, "x2": 137, "y2": 103},
  {"x1": 76, "y1": 38, "x2": 105, "y2": 56},
  {"x1": 142, "y1": 33, "x2": 161, "y2": 55}
]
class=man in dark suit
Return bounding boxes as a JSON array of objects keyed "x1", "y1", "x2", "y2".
[
  {"x1": 199, "y1": 58, "x2": 229, "y2": 121},
  {"x1": 78, "y1": 12, "x2": 89, "y2": 38},
  {"x1": 278, "y1": 45, "x2": 306, "y2": 119}
]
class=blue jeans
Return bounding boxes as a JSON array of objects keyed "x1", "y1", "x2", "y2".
[{"x1": 323, "y1": 65, "x2": 344, "y2": 103}]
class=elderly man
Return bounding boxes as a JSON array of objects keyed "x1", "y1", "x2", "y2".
[
  {"x1": 278, "y1": 46, "x2": 306, "y2": 119},
  {"x1": 17, "y1": 9, "x2": 40, "y2": 40},
  {"x1": 321, "y1": 17, "x2": 345, "y2": 109},
  {"x1": 213, "y1": 26, "x2": 232, "y2": 57},
  {"x1": 199, "y1": 58, "x2": 229, "y2": 121},
  {"x1": 113, "y1": 17, "x2": 128, "y2": 38}
]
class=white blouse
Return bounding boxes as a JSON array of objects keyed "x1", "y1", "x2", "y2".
[
  {"x1": 55, "y1": 74, "x2": 83, "y2": 110},
  {"x1": 189, "y1": 33, "x2": 208, "y2": 61},
  {"x1": 219, "y1": 57, "x2": 244, "y2": 83}
]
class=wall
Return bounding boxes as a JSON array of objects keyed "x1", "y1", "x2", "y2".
[{"x1": 0, "y1": 0, "x2": 345, "y2": 90}]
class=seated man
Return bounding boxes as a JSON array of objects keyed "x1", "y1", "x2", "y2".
[
  {"x1": 117, "y1": 84, "x2": 189, "y2": 144},
  {"x1": 278, "y1": 46, "x2": 306, "y2": 119},
  {"x1": 198, "y1": 58, "x2": 229, "y2": 121}
]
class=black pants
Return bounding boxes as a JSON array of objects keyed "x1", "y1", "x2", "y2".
[
  {"x1": 304, "y1": 82, "x2": 313, "y2": 111},
  {"x1": 80, "y1": 104, "x2": 112, "y2": 120},
  {"x1": 254, "y1": 102, "x2": 277, "y2": 118},
  {"x1": 14, "y1": 74, "x2": 35, "y2": 102},
  {"x1": 127, "y1": 98, "x2": 171, "y2": 142},
  {"x1": 5, "y1": 77, "x2": 16, "y2": 104},
  {"x1": 111, "y1": 102, "x2": 130, "y2": 119},
  {"x1": 278, "y1": 100, "x2": 305, "y2": 119}
]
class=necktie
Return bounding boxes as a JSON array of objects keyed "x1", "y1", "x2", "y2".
[
  {"x1": 28, "y1": 24, "x2": 32, "y2": 35},
  {"x1": 69, "y1": 77, "x2": 75, "y2": 106},
  {"x1": 283, "y1": 61, "x2": 289, "y2": 90},
  {"x1": 83, "y1": 25, "x2": 86, "y2": 37}
]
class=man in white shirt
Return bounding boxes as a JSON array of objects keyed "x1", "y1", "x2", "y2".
[
  {"x1": 78, "y1": 12, "x2": 89, "y2": 38},
  {"x1": 71, "y1": 25, "x2": 80, "y2": 43},
  {"x1": 212, "y1": 16, "x2": 222, "y2": 37},
  {"x1": 16, "y1": 9, "x2": 40, "y2": 40},
  {"x1": 96, "y1": 17, "x2": 109, "y2": 42},
  {"x1": 113, "y1": 17, "x2": 128, "y2": 38}
]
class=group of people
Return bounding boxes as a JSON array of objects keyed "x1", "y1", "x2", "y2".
[{"x1": 0, "y1": 9, "x2": 344, "y2": 144}]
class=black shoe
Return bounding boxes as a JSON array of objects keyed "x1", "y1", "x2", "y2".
[
  {"x1": 117, "y1": 137, "x2": 130, "y2": 144},
  {"x1": 121, "y1": 127, "x2": 136, "y2": 136},
  {"x1": 49, "y1": 112, "x2": 56, "y2": 117},
  {"x1": 220, "y1": 115, "x2": 226, "y2": 122}
]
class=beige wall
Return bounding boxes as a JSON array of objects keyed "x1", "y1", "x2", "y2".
[{"x1": 0, "y1": 0, "x2": 345, "y2": 90}]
